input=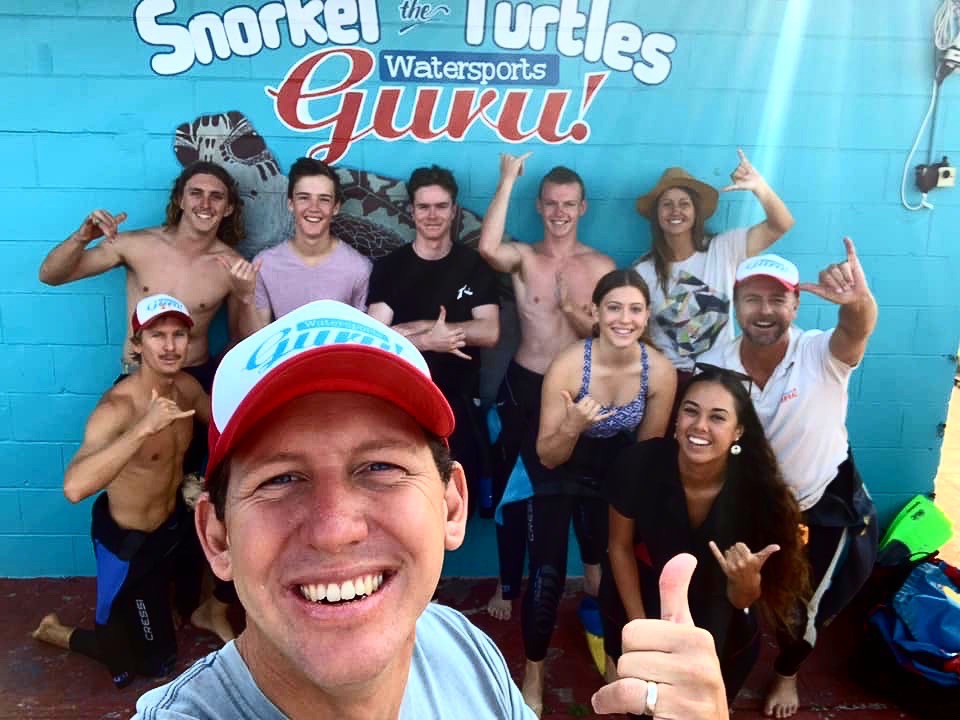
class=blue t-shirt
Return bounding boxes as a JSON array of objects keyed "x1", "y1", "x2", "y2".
[{"x1": 133, "y1": 602, "x2": 535, "y2": 719}]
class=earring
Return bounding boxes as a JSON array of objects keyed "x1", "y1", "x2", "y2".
[{"x1": 730, "y1": 443, "x2": 742, "y2": 456}]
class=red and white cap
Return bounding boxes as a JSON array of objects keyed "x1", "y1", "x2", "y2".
[
  {"x1": 734, "y1": 254, "x2": 800, "y2": 292},
  {"x1": 131, "y1": 294, "x2": 194, "y2": 333},
  {"x1": 206, "y1": 300, "x2": 455, "y2": 478}
]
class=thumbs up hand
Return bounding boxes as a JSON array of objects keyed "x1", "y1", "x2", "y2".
[{"x1": 591, "y1": 554, "x2": 727, "y2": 718}]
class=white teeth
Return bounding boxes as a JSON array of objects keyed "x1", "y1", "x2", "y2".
[
  {"x1": 688, "y1": 436, "x2": 710, "y2": 446},
  {"x1": 299, "y1": 573, "x2": 385, "y2": 605}
]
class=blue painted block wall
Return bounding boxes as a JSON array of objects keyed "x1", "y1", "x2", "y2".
[{"x1": 1, "y1": 1, "x2": 958, "y2": 577}]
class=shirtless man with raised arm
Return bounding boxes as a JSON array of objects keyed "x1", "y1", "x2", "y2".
[
  {"x1": 32, "y1": 295, "x2": 214, "y2": 689},
  {"x1": 38, "y1": 161, "x2": 261, "y2": 383},
  {"x1": 478, "y1": 153, "x2": 615, "y2": 643}
]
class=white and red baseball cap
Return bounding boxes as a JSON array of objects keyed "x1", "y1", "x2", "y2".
[
  {"x1": 206, "y1": 300, "x2": 455, "y2": 478},
  {"x1": 734, "y1": 254, "x2": 800, "y2": 292},
  {"x1": 131, "y1": 294, "x2": 194, "y2": 333}
]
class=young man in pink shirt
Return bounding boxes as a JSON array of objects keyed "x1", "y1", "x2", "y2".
[{"x1": 238, "y1": 158, "x2": 372, "y2": 335}]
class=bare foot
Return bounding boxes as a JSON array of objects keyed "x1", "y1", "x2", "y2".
[
  {"x1": 521, "y1": 659, "x2": 545, "y2": 718},
  {"x1": 763, "y1": 672, "x2": 799, "y2": 718},
  {"x1": 32, "y1": 613, "x2": 73, "y2": 649},
  {"x1": 486, "y1": 585, "x2": 512, "y2": 621},
  {"x1": 190, "y1": 597, "x2": 235, "y2": 644}
]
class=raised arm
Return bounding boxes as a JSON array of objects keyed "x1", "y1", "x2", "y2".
[
  {"x1": 38, "y1": 210, "x2": 128, "y2": 285},
  {"x1": 63, "y1": 390, "x2": 196, "y2": 503},
  {"x1": 722, "y1": 149, "x2": 795, "y2": 256},
  {"x1": 478, "y1": 153, "x2": 531, "y2": 273},
  {"x1": 799, "y1": 237, "x2": 878, "y2": 367}
]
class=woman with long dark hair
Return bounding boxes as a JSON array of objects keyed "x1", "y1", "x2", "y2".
[
  {"x1": 518, "y1": 269, "x2": 676, "y2": 716},
  {"x1": 633, "y1": 151, "x2": 793, "y2": 386},
  {"x1": 605, "y1": 367, "x2": 809, "y2": 706}
]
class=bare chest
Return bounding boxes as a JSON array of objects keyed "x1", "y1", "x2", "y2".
[
  {"x1": 125, "y1": 247, "x2": 231, "y2": 318},
  {"x1": 135, "y1": 416, "x2": 193, "y2": 466}
]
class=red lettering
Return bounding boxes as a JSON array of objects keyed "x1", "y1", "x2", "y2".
[
  {"x1": 371, "y1": 87, "x2": 444, "y2": 140},
  {"x1": 267, "y1": 48, "x2": 376, "y2": 164},
  {"x1": 267, "y1": 50, "x2": 605, "y2": 164},
  {"x1": 447, "y1": 88, "x2": 500, "y2": 139}
]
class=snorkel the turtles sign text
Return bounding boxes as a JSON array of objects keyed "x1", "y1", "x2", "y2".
[{"x1": 134, "y1": 0, "x2": 677, "y2": 162}]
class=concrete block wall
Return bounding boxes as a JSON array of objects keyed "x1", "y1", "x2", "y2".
[{"x1": 1, "y1": 1, "x2": 958, "y2": 576}]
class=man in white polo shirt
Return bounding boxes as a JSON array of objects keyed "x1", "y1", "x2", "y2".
[{"x1": 698, "y1": 238, "x2": 878, "y2": 719}]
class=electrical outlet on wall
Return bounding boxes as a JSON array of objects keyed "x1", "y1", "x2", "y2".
[{"x1": 938, "y1": 163, "x2": 956, "y2": 188}]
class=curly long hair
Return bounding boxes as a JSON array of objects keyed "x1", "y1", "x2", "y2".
[
  {"x1": 164, "y1": 161, "x2": 245, "y2": 247},
  {"x1": 641, "y1": 186, "x2": 714, "y2": 295},
  {"x1": 683, "y1": 369, "x2": 810, "y2": 634}
]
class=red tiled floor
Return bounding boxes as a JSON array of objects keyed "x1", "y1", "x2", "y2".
[{"x1": 0, "y1": 575, "x2": 918, "y2": 719}]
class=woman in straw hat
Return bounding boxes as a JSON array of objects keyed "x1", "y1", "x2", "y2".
[{"x1": 633, "y1": 149, "x2": 793, "y2": 388}]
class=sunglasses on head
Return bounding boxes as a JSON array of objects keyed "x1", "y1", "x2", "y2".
[{"x1": 693, "y1": 362, "x2": 754, "y2": 395}]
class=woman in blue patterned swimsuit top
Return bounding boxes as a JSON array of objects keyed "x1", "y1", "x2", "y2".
[
  {"x1": 537, "y1": 269, "x2": 677, "y2": 475},
  {"x1": 526, "y1": 269, "x2": 677, "y2": 696}
]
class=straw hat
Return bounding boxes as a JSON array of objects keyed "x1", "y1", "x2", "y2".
[{"x1": 635, "y1": 167, "x2": 719, "y2": 221}]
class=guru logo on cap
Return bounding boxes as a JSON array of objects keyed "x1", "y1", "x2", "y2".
[
  {"x1": 206, "y1": 300, "x2": 455, "y2": 478},
  {"x1": 131, "y1": 294, "x2": 194, "y2": 333},
  {"x1": 735, "y1": 254, "x2": 800, "y2": 292}
]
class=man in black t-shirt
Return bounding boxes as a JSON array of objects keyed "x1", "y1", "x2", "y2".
[{"x1": 368, "y1": 165, "x2": 500, "y2": 507}]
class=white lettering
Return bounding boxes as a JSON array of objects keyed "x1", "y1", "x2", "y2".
[
  {"x1": 556, "y1": 0, "x2": 586, "y2": 57},
  {"x1": 527, "y1": 4, "x2": 560, "y2": 51},
  {"x1": 635, "y1": 32, "x2": 677, "y2": 85},
  {"x1": 465, "y1": 0, "x2": 486, "y2": 46},
  {"x1": 190, "y1": 12, "x2": 232, "y2": 65},
  {"x1": 602, "y1": 22, "x2": 642, "y2": 73},
  {"x1": 224, "y1": 6, "x2": 264, "y2": 57},
  {"x1": 463, "y1": 0, "x2": 675, "y2": 85},
  {"x1": 135, "y1": 0, "x2": 382, "y2": 75},
  {"x1": 134, "y1": 0, "x2": 195, "y2": 76}
]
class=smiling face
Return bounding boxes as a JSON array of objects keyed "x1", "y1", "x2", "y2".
[
  {"x1": 675, "y1": 380, "x2": 744, "y2": 465},
  {"x1": 176, "y1": 173, "x2": 234, "y2": 235},
  {"x1": 734, "y1": 276, "x2": 798, "y2": 347},
  {"x1": 594, "y1": 284, "x2": 649, "y2": 348},
  {"x1": 195, "y1": 392, "x2": 467, "y2": 698},
  {"x1": 132, "y1": 316, "x2": 190, "y2": 375},
  {"x1": 536, "y1": 181, "x2": 586, "y2": 240},
  {"x1": 288, "y1": 174, "x2": 341, "y2": 245},
  {"x1": 411, "y1": 184, "x2": 456, "y2": 246},
  {"x1": 656, "y1": 187, "x2": 696, "y2": 238}
]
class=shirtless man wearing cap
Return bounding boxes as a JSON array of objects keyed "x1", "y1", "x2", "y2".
[
  {"x1": 32, "y1": 295, "x2": 211, "y2": 689},
  {"x1": 38, "y1": 161, "x2": 261, "y2": 385},
  {"x1": 132, "y1": 300, "x2": 729, "y2": 720},
  {"x1": 39, "y1": 161, "x2": 254, "y2": 639},
  {"x1": 698, "y1": 239, "x2": 879, "y2": 718}
]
